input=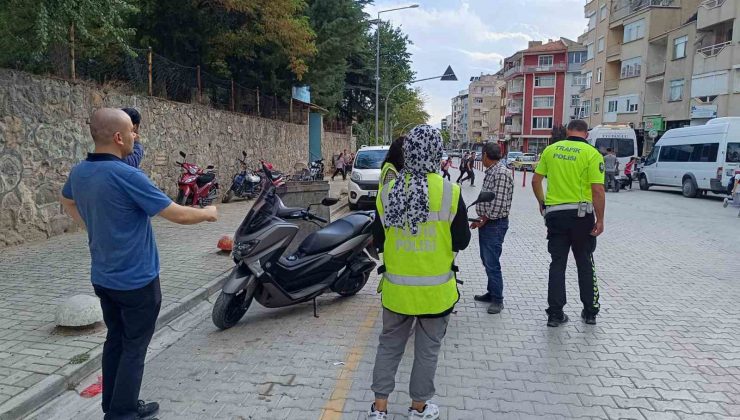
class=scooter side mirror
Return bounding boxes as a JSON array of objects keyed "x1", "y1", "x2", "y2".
[
  {"x1": 179, "y1": 151, "x2": 186, "y2": 158},
  {"x1": 242, "y1": 151, "x2": 247, "y2": 157},
  {"x1": 321, "y1": 197, "x2": 339, "y2": 206},
  {"x1": 207, "y1": 165, "x2": 215, "y2": 170},
  {"x1": 467, "y1": 191, "x2": 495, "y2": 210}
]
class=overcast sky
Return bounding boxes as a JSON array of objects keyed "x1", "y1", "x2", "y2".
[{"x1": 364, "y1": 0, "x2": 588, "y2": 127}]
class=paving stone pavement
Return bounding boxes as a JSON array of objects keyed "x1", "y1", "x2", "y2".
[
  {"x1": 0, "y1": 179, "x2": 347, "y2": 415},
  {"x1": 27, "y1": 170, "x2": 740, "y2": 419}
]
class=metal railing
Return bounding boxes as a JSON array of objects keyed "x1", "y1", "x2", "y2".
[
  {"x1": 701, "y1": 0, "x2": 726, "y2": 8},
  {"x1": 522, "y1": 63, "x2": 568, "y2": 73},
  {"x1": 504, "y1": 125, "x2": 522, "y2": 134},
  {"x1": 507, "y1": 84, "x2": 524, "y2": 93},
  {"x1": 697, "y1": 41, "x2": 732, "y2": 57}
]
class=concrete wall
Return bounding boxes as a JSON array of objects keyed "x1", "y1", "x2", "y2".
[{"x1": 0, "y1": 69, "x2": 352, "y2": 248}]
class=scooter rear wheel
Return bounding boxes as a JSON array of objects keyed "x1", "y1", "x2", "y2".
[
  {"x1": 333, "y1": 271, "x2": 370, "y2": 297},
  {"x1": 212, "y1": 288, "x2": 253, "y2": 330}
]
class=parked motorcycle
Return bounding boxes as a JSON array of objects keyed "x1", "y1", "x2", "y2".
[
  {"x1": 259, "y1": 159, "x2": 286, "y2": 187},
  {"x1": 211, "y1": 164, "x2": 376, "y2": 330},
  {"x1": 175, "y1": 151, "x2": 219, "y2": 207},
  {"x1": 309, "y1": 158, "x2": 325, "y2": 181},
  {"x1": 222, "y1": 151, "x2": 262, "y2": 203}
]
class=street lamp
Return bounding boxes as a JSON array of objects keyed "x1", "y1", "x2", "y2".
[
  {"x1": 384, "y1": 66, "x2": 457, "y2": 143},
  {"x1": 374, "y1": 4, "x2": 419, "y2": 144}
]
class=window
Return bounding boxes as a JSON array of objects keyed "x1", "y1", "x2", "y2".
[
  {"x1": 600, "y1": 5, "x2": 607, "y2": 20},
  {"x1": 673, "y1": 36, "x2": 688, "y2": 59},
  {"x1": 625, "y1": 98, "x2": 639, "y2": 113},
  {"x1": 538, "y1": 55, "x2": 553, "y2": 67},
  {"x1": 571, "y1": 95, "x2": 581, "y2": 106},
  {"x1": 621, "y1": 57, "x2": 642, "y2": 78},
  {"x1": 588, "y1": 12, "x2": 597, "y2": 31},
  {"x1": 582, "y1": 100, "x2": 591, "y2": 117},
  {"x1": 534, "y1": 75, "x2": 555, "y2": 87},
  {"x1": 573, "y1": 74, "x2": 588, "y2": 86},
  {"x1": 594, "y1": 98, "x2": 601, "y2": 114},
  {"x1": 533, "y1": 96, "x2": 555, "y2": 108},
  {"x1": 587, "y1": 43, "x2": 594, "y2": 60},
  {"x1": 595, "y1": 138, "x2": 635, "y2": 158},
  {"x1": 474, "y1": 97, "x2": 484, "y2": 104},
  {"x1": 598, "y1": 37, "x2": 605, "y2": 53},
  {"x1": 669, "y1": 79, "x2": 684, "y2": 101},
  {"x1": 569, "y1": 51, "x2": 586, "y2": 64},
  {"x1": 660, "y1": 143, "x2": 719, "y2": 162},
  {"x1": 624, "y1": 19, "x2": 645, "y2": 43},
  {"x1": 532, "y1": 117, "x2": 554, "y2": 129},
  {"x1": 585, "y1": 71, "x2": 593, "y2": 88},
  {"x1": 692, "y1": 72, "x2": 729, "y2": 97},
  {"x1": 597, "y1": 67, "x2": 603, "y2": 83},
  {"x1": 727, "y1": 143, "x2": 740, "y2": 163},
  {"x1": 607, "y1": 99, "x2": 618, "y2": 113}
]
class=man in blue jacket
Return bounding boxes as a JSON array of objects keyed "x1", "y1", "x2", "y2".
[{"x1": 121, "y1": 108, "x2": 144, "y2": 168}]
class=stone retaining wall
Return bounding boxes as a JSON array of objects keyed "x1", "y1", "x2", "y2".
[{"x1": 0, "y1": 69, "x2": 352, "y2": 248}]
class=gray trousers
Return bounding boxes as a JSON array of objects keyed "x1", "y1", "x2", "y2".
[
  {"x1": 371, "y1": 308, "x2": 450, "y2": 402},
  {"x1": 605, "y1": 172, "x2": 618, "y2": 191}
]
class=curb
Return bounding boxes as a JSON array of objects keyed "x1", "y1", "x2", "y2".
[{"x1": 0, "y1": 272, "x2": 230, "y2": 420}]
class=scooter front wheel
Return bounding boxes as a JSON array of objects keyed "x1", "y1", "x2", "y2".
[{"x1": 212, "y1": 287, "x2": 254, "y2": 330}]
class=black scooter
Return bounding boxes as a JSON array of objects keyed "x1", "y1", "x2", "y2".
[{"x1": 212, "y1": 165, "x2": 377, "y2": 329}]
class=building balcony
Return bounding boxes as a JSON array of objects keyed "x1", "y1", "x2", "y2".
[
  {"x1": 507, "y1": 84, "x2": 524, "y2": 94},
  {"x1": 646, "y1": 62, "x2": 666, "y2": 78},
  {"x1": 606, "y1": 45, "x2": 622, "y2": 61},
  {"x1": 568, "y1": 62, "x2": 584, "y2": 72},
  {"x1": 694, "y1": 41, "x2": 739, "y2": 74},
  {"x1": 698, "y1": 0, "x2": 735, "y2": 31},
  {"x1": 610, "y1": 0, "x2": 680, "y2": 24},
  {"x1": 522, "y1": 63, "x2": 568, "y2": 73},
  {"x1": 504, "y1": 124, "x2": 522, "y2": 134},
  {"x1": 605, "y1": 79, "x2": 619, "y2": 91},
  {"x1": 504, "y1": 66, "x2": 522, "y2": 78},
  {"x1": 643, "y1": 102, "x2": 661, "y2": 116}
]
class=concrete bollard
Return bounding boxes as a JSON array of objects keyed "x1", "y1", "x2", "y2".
[{"x1": 55, "y1": 295, "x2": 103, "y2": 327}]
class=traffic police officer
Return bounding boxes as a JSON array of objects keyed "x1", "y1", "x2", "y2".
[
  {"x1": 367, "y1": 125, "x2": 471, "y2": 420},
  {"x1": 531, "y1": 119, "x2": 606, "y2": 327}
]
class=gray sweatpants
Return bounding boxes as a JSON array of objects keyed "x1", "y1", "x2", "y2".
[{"x1": 371, "y1": 308, "x2": 450, "y2": 402}]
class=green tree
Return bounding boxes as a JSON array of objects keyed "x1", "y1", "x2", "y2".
[
  {"x1": 303, "y1": 0, "x2": 370, "y2": 115},
  {"x1": 388, "y1": 88, "x2": 429, "y2": 139},
  {"x1": 440, "y1": 129, "x2": 451, "y2": 146},
  {"x1": 0, "y1": 0, "x2": 137, "y2": 71}
]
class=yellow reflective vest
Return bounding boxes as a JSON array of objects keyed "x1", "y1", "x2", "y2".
[
  {"x1": 376, "y1": 173, "x2": 460, "y2": 316},
  {"x1": 379, "y1": 162, "x2": 398, "y2": 192}
]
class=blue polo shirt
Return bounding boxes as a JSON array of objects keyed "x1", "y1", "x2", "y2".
[{"x1": 62, "y1": 153, "x2": 172, "y2": 290}]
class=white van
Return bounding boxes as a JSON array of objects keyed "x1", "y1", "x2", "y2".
[
  {"x1": 639, "y1": 117, "x2": 740, "y2": 197},
  {"x1": 587, "y1": 124, "x2": 638, "y2": 181},
  {"x1": 348, "y1": 145, "x2": 389, "y2": 210}
]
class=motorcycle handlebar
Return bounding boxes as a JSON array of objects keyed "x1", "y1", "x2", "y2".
[{"x1": 308, "y1": 213, "x2": 328, "y2": 224}]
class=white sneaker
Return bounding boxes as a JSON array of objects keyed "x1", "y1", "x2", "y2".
[
  {"x1": 408, "y1": 402, "x2": 440, "y2": 419},
  {"x1": 368, "y1": 403, "x2": 388, "y2": 419}
]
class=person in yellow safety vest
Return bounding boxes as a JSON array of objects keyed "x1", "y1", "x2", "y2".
[
  {"x1": 378, "y1": 136, "x2": 405, "y2": 191},
  {"x1": 367, "y1": 125, "x2": 471, "y2": 420}
]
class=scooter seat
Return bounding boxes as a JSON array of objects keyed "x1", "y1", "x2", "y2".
[
  {"x1": 196, "y1": 172, "x2": 215, "y2": 187},
  {"x1": 298, "y1": 213, "x2": 372, "y2": 255}
]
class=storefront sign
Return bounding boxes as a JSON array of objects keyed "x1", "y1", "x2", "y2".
[
  {"x1": 643, "y1": 116, "x2": 665, "y2": 131},
  {"x1": 690, "y1": 104, "x2": 717, "y2": 119}
]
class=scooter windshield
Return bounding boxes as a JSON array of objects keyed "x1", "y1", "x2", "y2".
[{"x1": 236, "y1": 168, "x2": 277, "y2": 237}]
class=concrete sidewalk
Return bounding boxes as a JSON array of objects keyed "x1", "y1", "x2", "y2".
[{"x1": 0, "y1": 180, "x2": 347, "y2": 420}]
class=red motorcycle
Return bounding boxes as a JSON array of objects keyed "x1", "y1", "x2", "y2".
[
  {"x1": 175, "y1": 151, "x2": 219, "y2": 207},
  {"x1": 259, "y1": 159, "x2": 286, "y2": 187}
]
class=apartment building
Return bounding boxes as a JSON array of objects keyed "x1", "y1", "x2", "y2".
[
  {"x1": 580, "y1": 0, "x2": 701, "y2": 151},
  {"x1": 467, "y1": 74, "x2": 506, "y2": 143},
  {"x1": 691, "y1": 0, "x2": 740, "y2": 124},
  {"x1": 440, "y1": 115, "x2": 449, "y2": 131},
  {"x1": 503, "y1": 39, "x2": 575, "y2": 153},
  {"x1": 451, "y1": 90, "x2": 469, "y2": 145}
]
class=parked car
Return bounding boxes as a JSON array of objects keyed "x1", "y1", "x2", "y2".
[
  {"x1": 512, "y1": 153, "x2": 538, "y2": 171},
  {"x1": 504, "y1": 151, "x2": 524, "y2": 168},
  {"x1": 348, "y1": 145, "x2": 389, "y2": 210},
  {"x1": 449, "y1": 149, "x2": 462, "y2": 158}
]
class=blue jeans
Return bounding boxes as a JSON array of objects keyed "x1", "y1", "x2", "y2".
[{"x1": 479, "y1": 218, "x2": 509, "y2": 303}]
